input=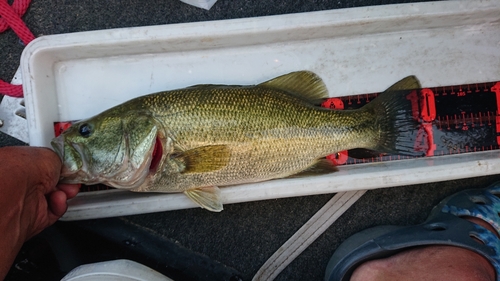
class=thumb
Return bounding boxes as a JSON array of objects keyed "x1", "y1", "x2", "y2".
[{"x1": 47, "y1": 184, "x2": 81, "y2": 222}]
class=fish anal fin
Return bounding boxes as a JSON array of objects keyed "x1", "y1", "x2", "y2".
[
  {"x1": 184, "y1": 186, "x2": 223, "y2": 212},
  {"x1": 259, "y1": 71, "x2": 329, "y2": 102},
  {"x1": 287, "y1": 159, "x2": 338, "y2": 178},
  {"x1": 174, "y1": 145, "x2": 231, "y2": 174}
]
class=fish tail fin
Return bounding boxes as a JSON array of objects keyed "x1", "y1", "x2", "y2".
[{"x1": 361, "y1": 76, "x2": 424, "y2": 157}]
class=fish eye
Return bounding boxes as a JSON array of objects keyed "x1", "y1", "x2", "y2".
[{"x1": 78, "y1": 123, "x2": 92, "y2": 138}]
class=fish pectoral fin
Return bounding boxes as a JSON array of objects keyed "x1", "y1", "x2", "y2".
[
  {"x1": 184, "y1": 186, "x2": 223, "y2": 212},
  {"x1": 174, "y1": 145, "x2": 231, "y2": 174},
  {"x1": 259, "y1": 71, "x2": 329, "y2": 102},
  {"x1": 286, "y1": 159, "x2": 339, "y2": 178}
]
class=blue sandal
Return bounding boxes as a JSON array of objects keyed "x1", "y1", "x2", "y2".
[{"x1": 325, "y1": 182, "x2": 500, "y2": 281}]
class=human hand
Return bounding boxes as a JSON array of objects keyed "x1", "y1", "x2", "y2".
[{"x1": 0, "y1": 146, "x2": 80, "y2": 279}]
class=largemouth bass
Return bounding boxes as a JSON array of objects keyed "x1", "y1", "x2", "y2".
[{"x1": 51, "y1": 71, "x2": 421, "y2": 211}]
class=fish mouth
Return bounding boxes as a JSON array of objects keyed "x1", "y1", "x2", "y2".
[
  {"x1": 51, "y1": 135, "x2": 88, "y2": 181},
  {"x1": 149, "y1": 135, "x2": 162, "y2": 173}
]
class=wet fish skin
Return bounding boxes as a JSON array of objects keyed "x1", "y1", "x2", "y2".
[
  {"x1": 51, "y1": 71, "x2": 421, "y2": 211},
  {"x1": 51, "y1": 107, "x2": 159, "y2": 190}
]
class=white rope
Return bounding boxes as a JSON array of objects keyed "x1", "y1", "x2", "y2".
[{"x1": 252, "y1": 190, "x2": 366, "y2": 281}]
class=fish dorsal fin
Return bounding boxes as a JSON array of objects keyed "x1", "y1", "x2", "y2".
[
  {"x1": 184, "y1": 186, "x2": 223, "y2": 212},
  {"x1": 174, "y1": 145, "x2": 231, "y2": 174},
  {"x1": 259, "y1": 71, "x2": 329, "y2": 102},
  {"x1": 385, "y1": 76, "x2": 421, "y2": 92},
  {"x1": 184, "y1": 84, "x2": 240, "y2": 90},
  {"x1": 286, "y1": 159, "x2": 338, "y2": 178}
]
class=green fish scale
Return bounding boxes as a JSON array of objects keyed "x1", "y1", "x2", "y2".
[{"x1": 132, "y1": 86, "x2": 370, "y2": 192}]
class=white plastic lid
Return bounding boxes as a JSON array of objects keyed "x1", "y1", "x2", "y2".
[{"x1": 60, "y1": 259, "x2": 173, "y2": 281}]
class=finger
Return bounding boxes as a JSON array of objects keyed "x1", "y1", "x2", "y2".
[
  {"x1": 48, "y1": 190, "x2": 69, "y2": 220},
  {"x1": 0, "y1": 147, "x2": 62, "y2": 194},
  {"x1": 18, "y1": 147, "x2": 63, "y2": 194},
  {"x1": 57, "y1": 183, "x2": 81, "y2": 199},
  {"x1": 36, "y1": 148, "x2": 64, "y2": 193}
]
